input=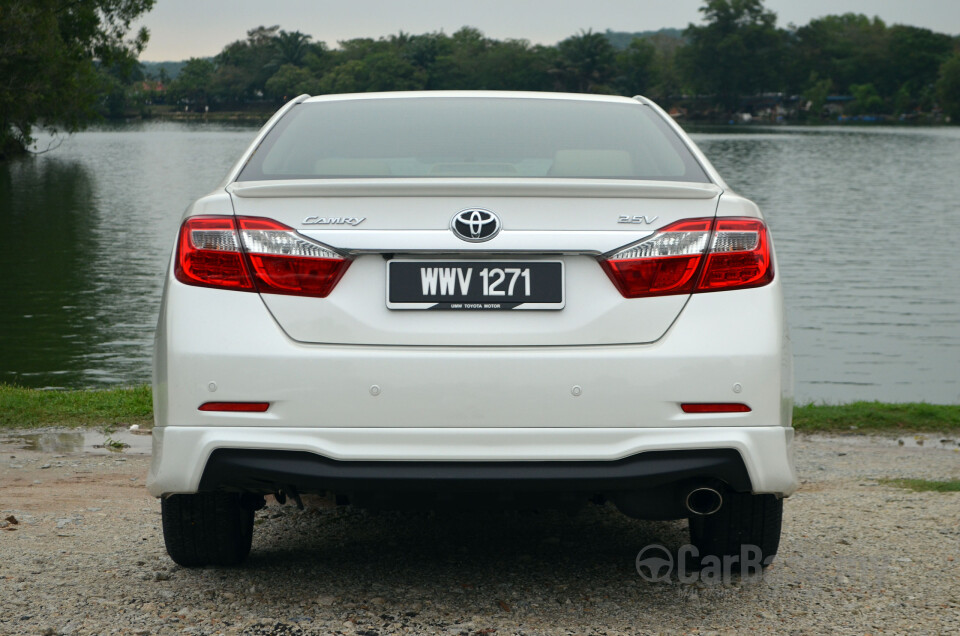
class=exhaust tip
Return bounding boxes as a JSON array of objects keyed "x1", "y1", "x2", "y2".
[{"x1": 685, "y1": 487, "x2": 723, "y2": 516}]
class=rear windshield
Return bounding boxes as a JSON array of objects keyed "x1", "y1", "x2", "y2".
[{"x1": 237, "y1": 97, "x2": 709, "y2": 183}]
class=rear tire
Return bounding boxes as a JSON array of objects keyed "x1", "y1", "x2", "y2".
[
  {"x1": 161, "y1": 492, "x2": 254, "y2": 567},
  {"x1": 688, "y1": 492, "x2": 782, "y2": 571}
]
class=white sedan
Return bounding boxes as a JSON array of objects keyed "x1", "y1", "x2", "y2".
[{"x1": 149, "y1": 91, "x2": 797, "y2": 567}]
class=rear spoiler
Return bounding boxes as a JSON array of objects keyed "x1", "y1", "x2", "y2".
[{"x1": 227, "y1": 179, "x2": 723, "y2": 200}]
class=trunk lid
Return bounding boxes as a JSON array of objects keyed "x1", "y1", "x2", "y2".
[{"x1": 227, "y1": 179, "x2": 721, "y2": 346}]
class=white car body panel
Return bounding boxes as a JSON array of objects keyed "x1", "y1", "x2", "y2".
[
  {"x1": 227, "y1": 187, "x2": 719, "y2": 345},
  {"x1": 150, "y1": 91, "x2": 797, "y2": 508},
  {"x1": 253, "y1": 254, "x2": 695, "y2": 346},
  {"x1": 151, "y1": 277, "x2": 789, "y2": 428},
  {"x1": 148, "y1": 426, "x2": 797, "y2": 497}
]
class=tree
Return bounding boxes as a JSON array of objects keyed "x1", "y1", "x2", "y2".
[
  {"x1": 937, "y1": 52, "x2": 960, "y2": 121},
  {"x1": 482, "y1": 40, "x2": 554, "y2": 91},
  {"x1": 789, "y1": 14, "x2": 888, "y2": 97},
  {"x1": 554, "y1": 30, "x2": 617, "y2": 93},
  {"x1": 264, "y1": 64, "x2": 314, "y2": 100},
  {"x1": 430, "y1": 27, "x2": 493, "y2": 89},
  {"x1": 317, "y1": 51, "x2": 425, "y2": 94},
  {"x1": 98, "y1": 49, "x2": 145, "y2": 118},
  {"x1": 268, "y1": 30, "x2": 312, "y2": 70},
  {"x1": 848, "y1": 83, "x2": 884, "y2": 115},
  {"x1": 802, "y1": 74, "x2": 833, "y2": 120},
  {"x1": 885, "y1": 25, "x2": 954, "y2": 105},
  {"x1": 0, "y1": 0, "x2": 155, "y2": 158},
  {"x1": 167, "y1": 58, "x2": 215, "y2": 109},
  {"x1": 681, "y1": 0, "x2": 786, "y2": 111},
  {"x1": 211, "y1": 25, "x2": 280, "y2": 106},
  {"x1": 615, "y1": 37, "x2": 657, "y2": 96},
  {"x1": 642, "y1": 32, "x2": 685, "y2": 101},
  {"x1": 400, "y1": 32, "x2": 452, "y2": 73}
]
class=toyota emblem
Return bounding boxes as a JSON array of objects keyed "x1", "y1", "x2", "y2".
[{"x1": 451, "y1": 208, "x2": 501, "y2": 242}]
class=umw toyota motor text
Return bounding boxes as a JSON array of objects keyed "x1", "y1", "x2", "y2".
[{"x1": 149, "y1": 91, "x2": 797, "y2": 568}]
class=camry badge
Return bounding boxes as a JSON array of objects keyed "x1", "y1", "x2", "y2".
[
  {"x1": 451, "y1": 208, "x2": 501, "y2": 242},
  {"x1": 303, "y1": 216, "x2": 365, "y2": 226}
]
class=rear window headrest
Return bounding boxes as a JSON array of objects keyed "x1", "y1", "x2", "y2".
[{"x1": 548, "y1": 150, "x2": 635, "y2": 178}]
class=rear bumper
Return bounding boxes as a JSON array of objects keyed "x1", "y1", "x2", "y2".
[
  {"x1": 197, "y1": 448, "x2": 753, "y2": 493},
  {"x1": 146, "y1": 425, "x2": 798, "y2": 497},
  {"x1": 154, "y1": 281, "x2": 793, "y2": 432}
]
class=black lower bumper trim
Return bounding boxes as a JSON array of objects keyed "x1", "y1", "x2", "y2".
[{"x1": 198, "y1": 448, "x2": 752, "y2": 496}]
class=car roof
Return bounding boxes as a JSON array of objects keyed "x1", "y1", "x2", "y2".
[{"x1": 301, "y1": 91, "x2": 644, "y2": 106}]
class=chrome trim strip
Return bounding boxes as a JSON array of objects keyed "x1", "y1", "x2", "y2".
[{"x1": 296, "y1": 229, "x2": 656, "y2": 255}]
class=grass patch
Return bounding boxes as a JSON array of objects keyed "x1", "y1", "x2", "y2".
[
  {"x1": 0, "y1": 384, "x2": 152, "y2": 429},
  {"x1": 879, "y1": 478, "x2": 960, "y2": 493},
  {"x1": 793, "y1": 401, "x2": 960, "y2": 433},
  {"x1": 0, "y1": 385, "x2": 958, "y2": 433}
]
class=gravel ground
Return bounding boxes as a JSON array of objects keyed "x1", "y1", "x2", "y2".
[{"x1": 1, "y1": 431, "x2": 958, "y2": 635}]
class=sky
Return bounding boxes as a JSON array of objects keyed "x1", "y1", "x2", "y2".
[{"x1": 135, "y1": 0, "x2": 960, "y2": 62}]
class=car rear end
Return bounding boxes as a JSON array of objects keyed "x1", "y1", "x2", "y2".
[{"x1": 149, "y1": 92, "x2": 797, "y2": 567}]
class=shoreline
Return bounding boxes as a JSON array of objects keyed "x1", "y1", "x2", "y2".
[
  {"x1": 113, "y1": 104, "x2": 957, "y2": 128},
  {"x1": 1, "y1": 385, "x2": 957, "y2": 432}
]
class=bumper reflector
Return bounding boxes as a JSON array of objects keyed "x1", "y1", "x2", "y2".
[
  {"x1": 198, "y1": 402, "x2": 270, "y2": 412},
  {"x1": 681, "y1": 403, "x2": 751, "y2": 414}
]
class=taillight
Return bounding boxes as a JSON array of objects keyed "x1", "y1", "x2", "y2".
[
  {"x1": 601, "y1": 217, "x2": 773, "y2": 298},
  {"x1": 600, "y1": 219, "x2": 711, "y2": 298},
  {"x1": 697, "y1": 218, "x2": 773, "y2": 291},
  {"x1": 175, "y1": 217, "x2": 254, "y2": 291},
  {"x1": 238, "y1": 217, "x2": 350, "y2": 297},
  {"x1": 175, "y1": 216, "x2": 350, "y2": 297}
]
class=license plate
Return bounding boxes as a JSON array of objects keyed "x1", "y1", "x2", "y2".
[{"x1": 387, "y1": 260, "x2": 564, "y2": 310}]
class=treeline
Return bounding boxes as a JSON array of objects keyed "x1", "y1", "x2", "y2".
[
  {"x1": 5, "y1": 0, "x2": 960, "y2": 159},
  {"x1": 149, "y1": 1, "x2": 960, "y2": 122}
]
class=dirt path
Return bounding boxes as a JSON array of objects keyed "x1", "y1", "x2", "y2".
[{"x1": 1, "y1": 430, "x2": 958, "y2": 635}]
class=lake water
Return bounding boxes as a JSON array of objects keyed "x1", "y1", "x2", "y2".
[{"x1": 1, "y1": 122, "x2": 958, "y2": 404}]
